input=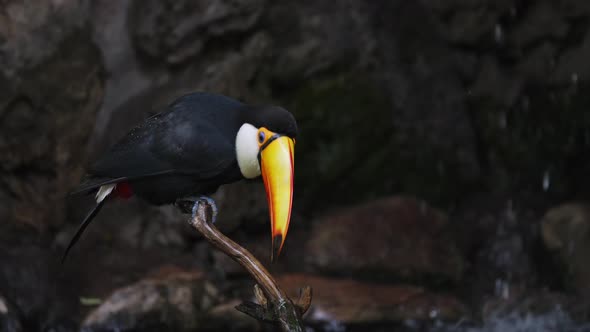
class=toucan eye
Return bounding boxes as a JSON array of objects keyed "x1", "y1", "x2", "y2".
[{"x1": 258, "y1": 131, "x2": 265, "y2": 143}]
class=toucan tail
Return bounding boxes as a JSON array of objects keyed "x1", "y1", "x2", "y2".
[{"x1": 61, "y1": 184, "x2": 116, "y2": 263}]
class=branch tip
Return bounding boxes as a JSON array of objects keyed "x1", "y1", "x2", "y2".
[{"x1": 177, "y1": 197, "x2": 311, "y2": 332}]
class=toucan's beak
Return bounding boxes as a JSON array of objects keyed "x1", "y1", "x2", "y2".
[{"x1": 260, "y1": 134, "x2": 294, "y2": 262}]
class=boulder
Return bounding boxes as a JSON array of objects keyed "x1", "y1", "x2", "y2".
[
  {"x1": 277, "y1": 274, "x2": 468, "y2": 325},
  {"x1": 305, "y1": 196, "x2": 465, "y2": 284},
  {"x1": 82, "y1": 270, "x2": 219, "y2": 332}
]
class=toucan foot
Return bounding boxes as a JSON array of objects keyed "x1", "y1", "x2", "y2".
[
  {"x1": 174, "y1": 196, "x2": 218, "y2": 223},
  {"x1": 175, "y1": 196, "x2": 218, "y2": 224},
  {"x1": 195, "y1": 196, "x2": 218, "y2": 224}
]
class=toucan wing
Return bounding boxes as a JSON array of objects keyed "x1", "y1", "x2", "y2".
[{"x1": 80, "y1": 93, "x2": 243, "y2": 191}]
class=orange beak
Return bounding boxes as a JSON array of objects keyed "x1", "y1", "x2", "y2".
[{"x1": 259, "y1": 133, "x2": 295, "y2": 262}]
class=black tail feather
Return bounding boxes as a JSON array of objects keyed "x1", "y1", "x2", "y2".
[{"x1": 61, "y1": 199, "x2": 106, "y2": 263}]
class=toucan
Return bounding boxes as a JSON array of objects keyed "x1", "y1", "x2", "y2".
[{"x1": 65, "y1": 92, "x2": 297, "y2": 262}]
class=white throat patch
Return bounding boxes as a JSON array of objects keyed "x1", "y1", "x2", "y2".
[{"x1": 236, "y1": 123, "x2": 261, "y2": 179}]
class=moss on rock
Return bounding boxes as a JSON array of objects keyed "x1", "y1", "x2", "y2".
[{"x1": 281, "y1": 71, "x2": 478, "y2": 210}]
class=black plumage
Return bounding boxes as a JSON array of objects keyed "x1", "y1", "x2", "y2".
[
  {"x1": 65, "y1": 92, "x2": 297, "y2": 261},
  {"x1": 75, "y1": 92, "x2": 296, "y2": 204}
]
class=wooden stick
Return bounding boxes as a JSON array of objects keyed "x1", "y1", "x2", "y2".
[{"x1": 176, "y1": 198, "x2": 311, "y2": 332}]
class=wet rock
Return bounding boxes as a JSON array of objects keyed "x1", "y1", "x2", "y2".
[
  {"x1": 82, "y1": 270, "x2": 219, "y2": 332},
  {"x1": 418, "y1": 0, "x2": 590, "y2": 201},
  {"x1": 0, "y1": 0, "x2": 90, "y2": 78},
  {"x1": 129, "y1": 0, "x2": 265, "y2": 65},
  {"x1": 470, "y1": 306, "x2": 589, "y2": 332},
  {"x1": 0, "y1": 241, "x2": 79, "y2": 332},
  {"x1": 367, "y1": 1, "x2": 482, "y2": 206},
  {"x1": 0, "y1": 295, "x2": 23, "y2": 332},
  {"x1": 541, "y1": 203, "x2": 590, "y2": 296},
  {"x1": 277, "y1": 274, "x2": 468, "y2": 325},
  {"x1": 449, "y1": 194, "x2": 547, "y2": 308},
  {"x1": 470, "y1": 290, "x2": 590, "y2": 332},
  {"x1": 470, "y1": 57, "x2": 523, "y2": 107},
  {"x1": 0, "y1": 0, "x2": 103, "y2": 229},
  {"x1": 284, "y1": 72, "x2": 395, "y2": 209},
  {"x1": 305, "y1": 196, "x2": 465, "y2": 284},
  {"x1": 482, "y1": 290, "x2": 588, "y2": 321},
  {"x1": 516, "y1": 42, "x2": 557, "y2": 81},
  {"x1": 510, "y1": 2, "x2": 569, "y2": 48},
  {"x1": 444, "y1": 7, "x2": 501, "y2": 44},
  {"x1": 553, "y1": 30, "x2": 590, "y2": 84},
  {"x1": 560, "y1": 0, "x2": 590, "y2": 18},
  {"x1": 89, "y1": 0, "x2": 153, "y2": 155},
  {"x1": 202, "y1": 300, "x2": 259, "y2": 332},
  {"x1": 268, "y1": 1, "x2": 370, "y2": 86}
]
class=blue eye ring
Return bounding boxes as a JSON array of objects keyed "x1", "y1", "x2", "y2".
[{"x1": 258, "y1": 131, "x2": 265, "y2": 143}]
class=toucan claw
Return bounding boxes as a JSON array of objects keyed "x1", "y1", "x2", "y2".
[
  {"x1": 175, "y1": 196, "x2": 218, "y2": 224},
  {"x1": 196, "y1": 196, "x2": 218, "y2": 223}
]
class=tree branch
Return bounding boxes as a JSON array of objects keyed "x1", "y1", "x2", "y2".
[{"x1": 176, "y1": 198, "x2": 312, "y2": 332}]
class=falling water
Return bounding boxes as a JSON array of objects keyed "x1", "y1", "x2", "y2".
[
  {"x1": 542, "y1": 170, "x2": 551, "y2": 191},
  {"x1": 440, "y1": 308, "x2": 590, "y2": 332}
]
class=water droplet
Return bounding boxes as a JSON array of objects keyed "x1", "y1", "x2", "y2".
[
  {"x1": 494, "y1": 24, "x2": 504, "y2": 44},
  {"x1": 430, "y1": 309, "x2": 439, "y2": 319},
  {"x1": 542, "y1": 170, "x2": 551, "y2": 191},
  {"x1": 503, "y1": 284, "x2": 510, "y2": 299},
  {"x1": 494, "y1": 278, "x2": 511, "y2": 299}
]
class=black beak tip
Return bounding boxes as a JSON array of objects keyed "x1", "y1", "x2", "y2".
[{"x1": 271, "y1": 234, "x2": 283, "y2": 263}]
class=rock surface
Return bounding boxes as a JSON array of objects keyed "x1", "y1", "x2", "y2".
[
  {"x1": 0, "y1": 238, "x2": 79, "y2": 331},
  {"x1": 277, "y1": 274, "x2": 468, "y2": 325},
  {"x1": 541, "y1": 203, "x2": 590, "y2": 296},
  {"x1": 82, "y1": 270, "x2": 218, "y2": 332},
  {"x1": 0, "y1": 295, "x2": 22, "y2": 332},
  {"x1": 305, "y1": 196, "x2": 465, "y2": 283},
  {"x1": 202, "y1": 300, "x2": 260, "y2": 332},
  {"x1": 0, "y1": 0, "x2": 103, "y2": 230},
  {"x1": 482, "y1": 290, "x2": 588, "y2": 321},
  {"x1": 129, "y1": 0, "x2": 265, "y2": 65}
]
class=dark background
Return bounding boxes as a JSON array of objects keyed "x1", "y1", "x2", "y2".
[{"x1": 1, "y1": 1, "x2": 590, "y2": 331}]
